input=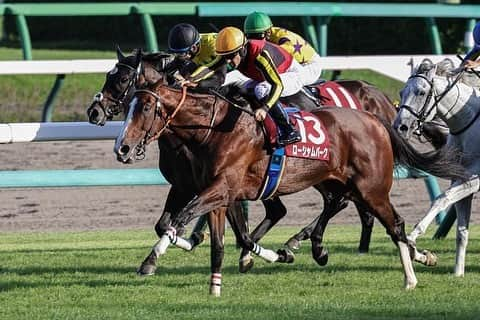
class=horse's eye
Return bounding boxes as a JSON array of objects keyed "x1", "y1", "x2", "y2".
[
  {"x1": 143, "y1": 104, "x2": 151, "y2": 112},
  {"x1": 120, "y1": 76, "x2": 129, "y2": 84}
]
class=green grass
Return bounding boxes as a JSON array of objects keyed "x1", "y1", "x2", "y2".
[
  {"x1": 1, "y1": 225, "x2": 480, "y2": 319},
  {"x1": 0, "y1": 47, "x2": 404, "y2": 123}
]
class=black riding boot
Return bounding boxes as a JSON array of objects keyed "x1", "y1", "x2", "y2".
[{"x1": 268, "y1": 102, "x2": 301, "y2": 147}]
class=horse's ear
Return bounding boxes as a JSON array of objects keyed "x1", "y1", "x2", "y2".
[
  {"x1": 116, "y1": 45, "x2": 126, "y2": 61},
  {"x1": 427, "y1": 64, "x2": 438, "y2": 78}
]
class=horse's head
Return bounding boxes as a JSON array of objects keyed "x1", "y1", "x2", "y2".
[
  {"x1": 114, "y1": 81, "x2": 186, "y2": 163},
  {"x1": 394, "y1": 60, "x2": 440, "y2": 140},
  {"x1": 87, "y1": 46, "x2": 143, "y2": 126}
]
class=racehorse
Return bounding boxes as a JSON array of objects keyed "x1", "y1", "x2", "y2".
[
  {"x1": 394, "y1": 59, "x2": 480, "y2": 276},
  {"x1": 113, "y1": 79, "x2": 466, "y2": 295},
  {"x1": 88, "y1": 48, "x2": 446, "y2": 260}
]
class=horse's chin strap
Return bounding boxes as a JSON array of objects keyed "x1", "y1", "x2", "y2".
[{"x1": 144, "y1": 86, "x2": 187, "y2": 145}]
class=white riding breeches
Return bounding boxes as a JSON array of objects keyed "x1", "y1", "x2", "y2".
[
  {"x1": 300, "y1": 53, "x2": 323, "y2": 86},
  {"x1": 254, "y1": 59, "x2": 304, "y2": 101}
]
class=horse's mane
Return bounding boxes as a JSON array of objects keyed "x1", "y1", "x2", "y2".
[{"x1": 414, "y1": 58, "x2": 480, "y2": 87}]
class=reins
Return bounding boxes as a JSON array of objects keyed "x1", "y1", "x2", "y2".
[
  {"x1": 141, "y1": 85, "x2": 188, "y2": 145},
  {"x1": 403, "y1": 70, "x2": 464, "y2": 135}
]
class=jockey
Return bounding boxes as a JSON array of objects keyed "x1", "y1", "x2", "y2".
[
  {"x1": 463, "y1": 21, "x2": 480, "y2": 70},
  {"x1": 243, "y1": 11, "x2": 322, "y2": 86},
  {"x1": 216, "y1": 26, "x2": 302, "y2": 147},
  {"x1": 166, "y1": 23, "x2": 227, "y2": 89}
]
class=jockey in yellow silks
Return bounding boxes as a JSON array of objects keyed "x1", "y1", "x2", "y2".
[
  {"x1": 243, "y1": 11, "x2": 322, "y2": 86},
  {"x1": 167, "y1": 23, "x2": 227, "y2": 89}
]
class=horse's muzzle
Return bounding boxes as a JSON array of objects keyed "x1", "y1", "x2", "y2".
[{"x1": 87, "y1": 101, "x2": 107, "y2": 126}]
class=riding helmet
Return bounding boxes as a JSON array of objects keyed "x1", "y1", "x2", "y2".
[
  {"x1": 216, "y1": 27, "x2": 247, "y2": 56},
  {"x1": 168, "y1": 23, "x2": 201, "y2": 53},
  {"x1": 244, "y1": 11, "x2": 273, "y2": 34}
]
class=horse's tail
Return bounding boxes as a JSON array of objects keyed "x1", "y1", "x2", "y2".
[{"x1": 378, "y1": 117, "x2": 468, "y2": 181}]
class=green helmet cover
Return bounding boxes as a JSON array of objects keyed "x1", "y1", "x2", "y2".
[{"x1": 244, "y1": 11, "x2": 273, "y2": 34}]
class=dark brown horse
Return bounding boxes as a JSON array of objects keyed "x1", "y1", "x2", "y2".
[
  {"x1": 113, "y1": 81, "x2": 466, "y2": 295},
  {"x1": 88, "y1": 49, "x2": 445, "y2": 258}
]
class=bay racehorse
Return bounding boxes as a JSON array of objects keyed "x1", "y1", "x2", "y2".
[
  {"x1": 113, "y1": 80, "x2": 466, "y2": 295},
  {"x1": 88, "y1": 48, "x2": 447, "y2": 260},
  {"x1": 394, "y1": 59, "x2": 480, "y2": 276}
]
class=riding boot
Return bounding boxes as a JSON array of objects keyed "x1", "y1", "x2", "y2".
[{"x1": 268, "y1": 102, "x2": 301, "y2": 147}]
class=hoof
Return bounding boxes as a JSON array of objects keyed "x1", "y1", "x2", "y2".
[
  {"x1": 285, "y1": 238, "x2": 301, "y2": 251},
  {"x1": 190, "y1": 231, "x2": 206, "y2": 248},
  {"x1": 312, "y1": 245, "x2": 329, "y2": 266},
  {"x1": 210, "y1": 286, "x2": 221, "y2": 297},
  {"x1": 239, "y1": 257, "x2": 254, "y2": 273},
  {"x1": 422, "y1": 250, "x2": 437, "y2": 267},
  {"x1": 137, "y1": 253, "x2": 157, "y2": 276},
  {"x1": 405, "y1": 280, "x2": 417, "y2": 290},
  {"x1": 358, "y1": 248, "x2": 369, "y2": 255},
  {"x1": 137, "y1": 263, "x2": 156, "y2": 276},
  {"x1": 276, "y1": 248, "x2": 295, "y2": 263}
]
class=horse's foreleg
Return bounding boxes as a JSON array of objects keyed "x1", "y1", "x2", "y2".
[
  {"x1": 225, "y1": 201, "x2": 282, "y2": 268},
  {"x1": 137, "y1": 187, "x2": 193, "y2": 276},
  {"x1": 409, "y1": 177, "x2": 478, "y2": 245},
  {"x1": 239, "y1": 197, "x2": 288, "y2": 270},
  {"x1": 207, "y1": 208, "x2": 226, "y2": 297},
  {"x1": 454, "y1": 195, "x2": 473, "y2": 277}
]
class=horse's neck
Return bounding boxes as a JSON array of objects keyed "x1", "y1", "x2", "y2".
[
  {"x1": 434, "y1": 77, "x2": 480, "y2": 132},
  {"x1": 140, "y1": 60, "x2": 163, "y2": 84},
  {"x1": 161, "y1": 87, "x2": 263, "y2": 150}
]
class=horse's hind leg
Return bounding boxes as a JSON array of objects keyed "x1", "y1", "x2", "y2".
[
  {"x1": 309, "y1": 185, "x2": 348, "y2": 266},
  {"x1": 355, "y1": 192, "x2": 417, "y2": 289},
  {"x1": 454, "y1": 195, "x2": 473, "y2": 277},
  {"x1": 285, "y1": 190, "x2": 348, "y2": 251},
  {"x1": 357, "y1": 204, "x2": 374, "y2": 254}
]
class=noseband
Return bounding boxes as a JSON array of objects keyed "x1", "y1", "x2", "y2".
[
  {"x1": 131, "y1": 86, "x2": 187, "y2": 157},
  {"x1": 93, "y1": 61, "x2": 143, "y2": 118},
  {"x1": 400, "y1": 71, "x2": 463, "y2": 135}
]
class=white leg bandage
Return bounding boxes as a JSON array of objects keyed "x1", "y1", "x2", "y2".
[
  {"x1": 251, "y1": 243, "x2": 279, "y2": 263},
  {"x1": 153, "y1": 234, "x2": 170, "y2": 257}
]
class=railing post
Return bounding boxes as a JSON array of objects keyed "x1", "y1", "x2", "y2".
[
  {"x1": 301, "y1": 16, "x2": 319, "y2": 52},
  {"x1": 140, "y1": 13, "x2": 158, "y2": 52},
  {"x1": 315, "y1": 16, "x2": 330, "y2": 57},
  {"x1": 425, "y1": 17, "x2": 443, "y2": 54},
  {"x1": 14, "y1": 14, "x2": 32, "y2": 60},
  {"x1": 42, "y1": 74, "x2": 66, "y2": 122},
  {"x1": 464, "y1": 19, "x2": 477, "y2": 53}
]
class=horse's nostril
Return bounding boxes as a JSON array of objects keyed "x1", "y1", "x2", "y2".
[
  {"x1": 399, "y1": 124, "x2": 408, "y2": 132},
  {"x1": 90, "y1": 109, "x2": 99, "y2": 119},
  {"x1": 119, "y1": 145, "x2": 130, "y2": 155}
]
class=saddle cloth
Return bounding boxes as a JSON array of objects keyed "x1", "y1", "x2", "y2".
[
  {"x1": 308, "y1": 81, "x2": 362, "y2": 110},
  {"x1": 264, "y1": 108, "x2": 330, "y2": 161}
]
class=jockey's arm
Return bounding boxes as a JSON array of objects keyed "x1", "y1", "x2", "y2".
[
  {"x1": 463, "y1": 45, "x2": 480, "y2": 69},
  {"x1": 255, "y1": 50, "x2": 283, "y2": 109},
  {"x1": 188, "y1": 56, "x2": 226, "y2": 83}
]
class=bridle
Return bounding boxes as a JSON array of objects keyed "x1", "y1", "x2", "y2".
[
  {"x1": 93, "y1": 61, "x2": 143, "y2": 119},
  {"x1": 132, "y1": 86, "x2": 187, "y2": 158},
  {"x1": 399, "y1": 70, "x2": 463, "y2": 136}
]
